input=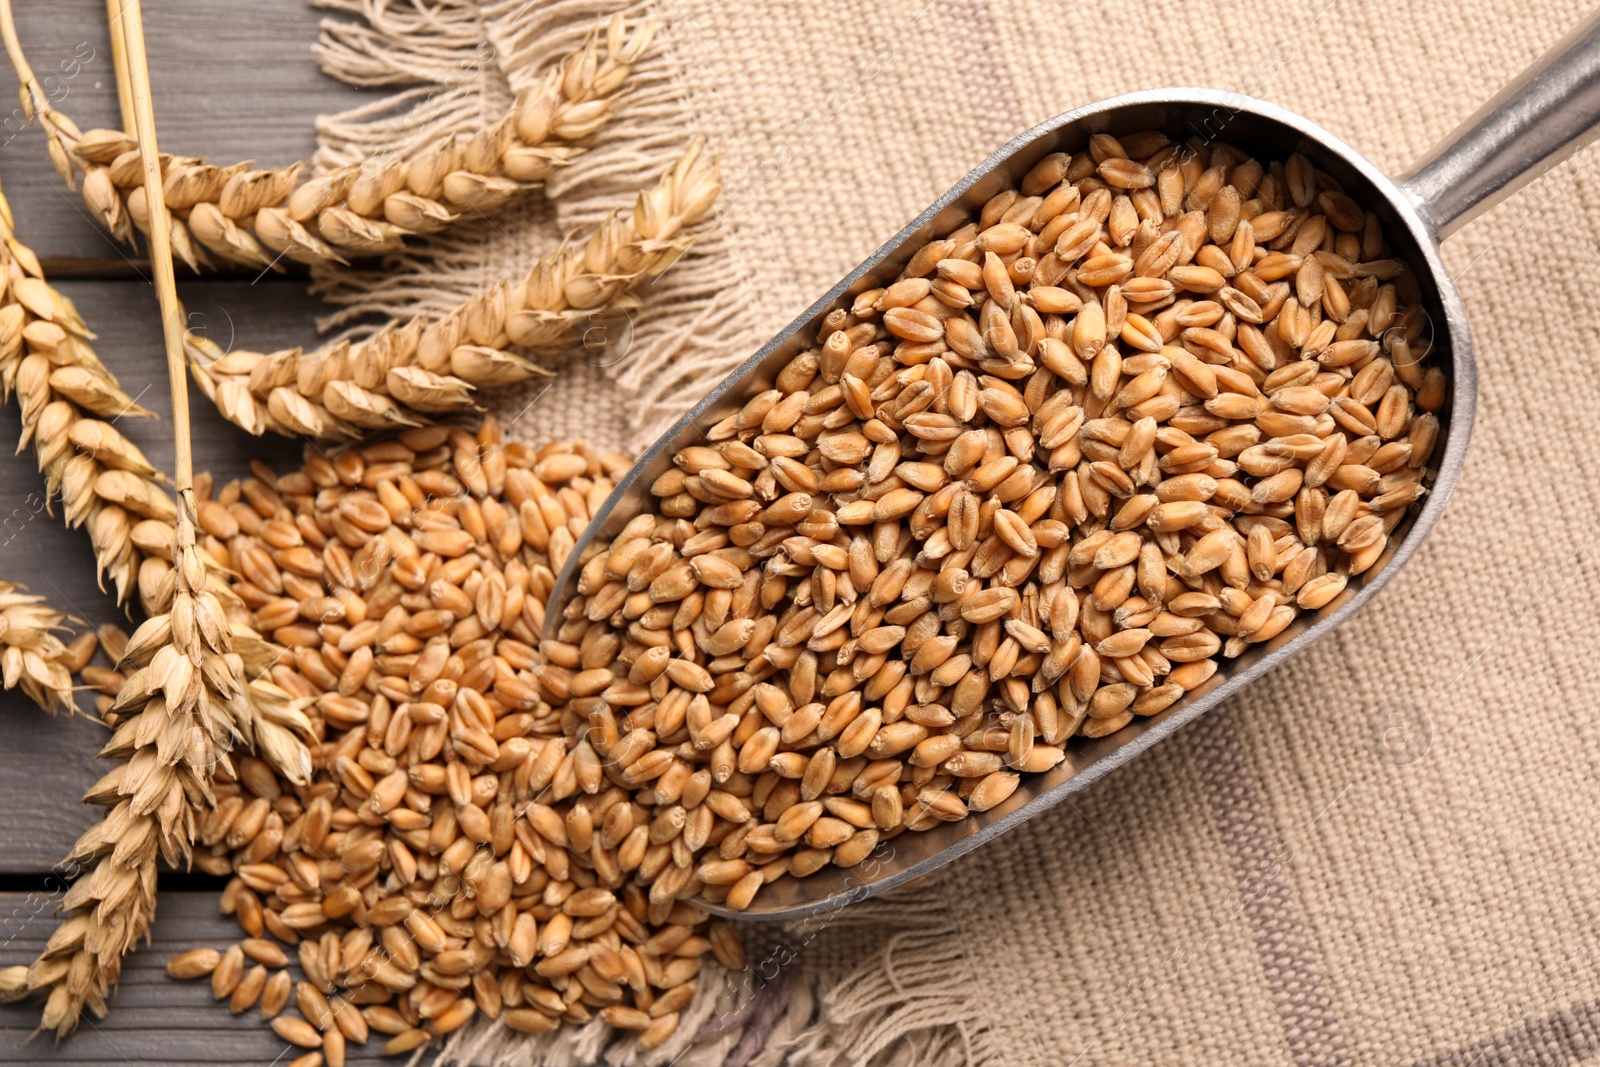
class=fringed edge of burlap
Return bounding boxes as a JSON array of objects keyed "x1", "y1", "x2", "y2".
[
  {"x1": 483, "y1": 0, "x2": 770, "y2": 450},
  {"x1": 765, "y1": 883, "x2": 998, "y2": 1067},
  {"x1": 306, "y1": 0, "x2": 768, "y2": 452}
]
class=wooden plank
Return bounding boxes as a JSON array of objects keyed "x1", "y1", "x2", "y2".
[
  {"x1": 0, "y1": 891, "x2": 386, "y2": 1063},
  {"x1": 3, "y1": 0, "x2": 372, "y2": 271},
  {"x1": 0, "y1": 278, "x2": 326, "y2": 874}
]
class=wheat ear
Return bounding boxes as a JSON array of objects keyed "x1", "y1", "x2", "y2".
[
  {"x1": 0, "y1": 1, "x2": 651, "y2": 270},
  {"x1": 101, "y1": 0, "x2": 313, "y2": 783},
  {"x1": 0, "y1": 196, "x2": 157, "y2": 606},
  {"x1": 185, "y1": 138, "x2": 721, "y2": 438},
  {"x1": 0, "y1": 185, "x2": 309, "y2": 773},
  {"x1": 116, "y1": 0, "x2": 283, "y2": 844}
]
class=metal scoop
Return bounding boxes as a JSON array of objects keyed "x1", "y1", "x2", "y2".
[{"x1": 548, "y1": 8, "x2": 1600, "y2": 919}]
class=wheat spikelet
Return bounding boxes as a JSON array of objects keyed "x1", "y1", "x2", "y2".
[
  {"x1": 0, "y1": 580, "x2": 78, "y2": 715},
  {"x1": 505, "y1": 136, "x2": 722, "y2": 350},
  {"x1": 0, "y1": 3, "x2": 651, "y2": 270},
  {"x1": 186, "y1": 139, "x2": 720, "y2": 439}
]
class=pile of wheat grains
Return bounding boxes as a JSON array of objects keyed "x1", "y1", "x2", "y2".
[
  {"x1": 114, "y1": 420, "x2": 740, "y2": 1064},
  {"x1": 126, "y1": 129, "x2": 1443, "y2": 1063}
]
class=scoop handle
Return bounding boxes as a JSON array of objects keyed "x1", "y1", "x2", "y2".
[{"x1": 1399, "y1": 7, "x2": 1600, "y2": 241}]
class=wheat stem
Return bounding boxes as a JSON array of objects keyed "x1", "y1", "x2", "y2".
[
  {"x1": 118, "y1": 0, "x2": 189, "y2": 490},
  {"x1": 102, "y1": 0, "x2": 136, "y2": 140}
]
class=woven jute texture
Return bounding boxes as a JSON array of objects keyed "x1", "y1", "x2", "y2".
[{"x1": 311, "y1": 0, "x2": 1600, "y2": 1063}]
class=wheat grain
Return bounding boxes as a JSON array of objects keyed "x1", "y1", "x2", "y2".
[
  {"x1": 182, "y1": 140, "x2": 721, "y2": 439},
  {"x1": 0, "y1": 4, "x2": 651, "y2": 270},
  {"x1": 20, "y1": 129, "x2": 1437, "y2": 1054}
]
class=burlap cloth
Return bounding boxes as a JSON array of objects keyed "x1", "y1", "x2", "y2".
[{"x1": 307, "y1": 0, "x2": 1600, "y2": 1062}]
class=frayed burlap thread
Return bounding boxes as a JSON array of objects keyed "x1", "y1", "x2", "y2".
[
  {"x1": 767, "y1": 881, "x2": 999, "y2": 1067},
  {"x1": 313, "y1": 0, "x2": 491, "y2": 91}
]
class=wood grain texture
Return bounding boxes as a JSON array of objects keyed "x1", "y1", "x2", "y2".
[
  {"x1": 3, "y1": 0, "x2": 370, "y2": 270},
  {"x1": 0, "y1": 279, "x2": 324, "y2": 874},
  {"x1": 0, "y1": 891, "x2": 386, "y2": 1063}
]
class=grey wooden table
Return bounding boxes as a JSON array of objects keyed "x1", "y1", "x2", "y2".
[{"x1": 0, "y1": 1, "x2": 397, "y2": 1061}]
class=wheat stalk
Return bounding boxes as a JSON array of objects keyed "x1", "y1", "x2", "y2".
[
  {"x1": 0, "y1": 4, "x2": 294, "y2": 1035},
  {"x1": 185, "y1": 138, "x2": 721, "y2": 438},
  {"x1": 0, "y1": 1, "x2": 651, "y2": 270}
]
